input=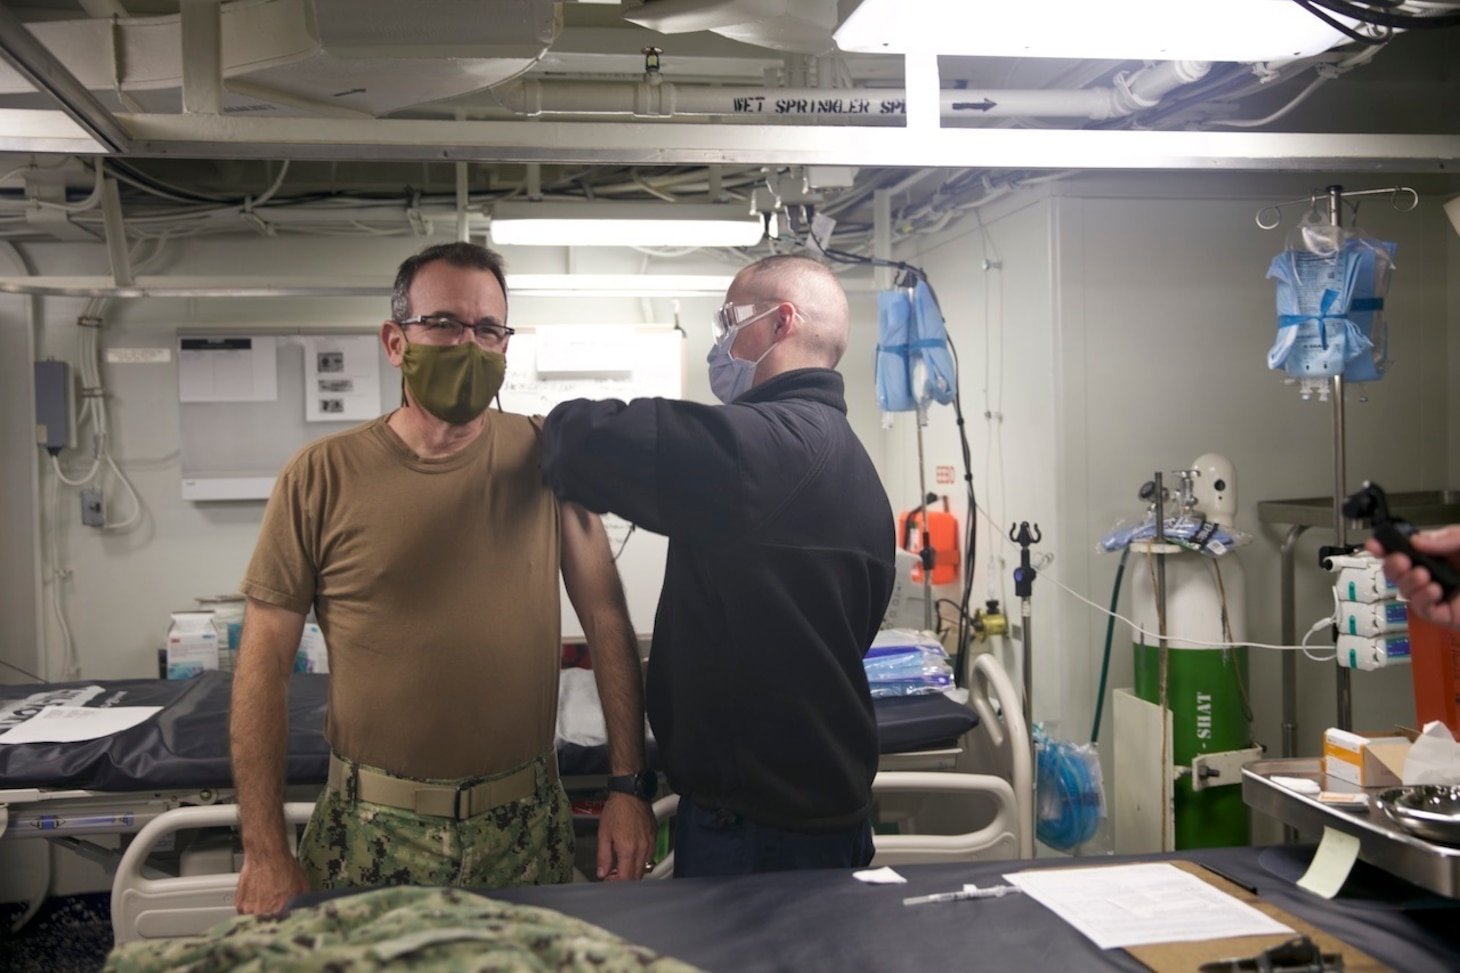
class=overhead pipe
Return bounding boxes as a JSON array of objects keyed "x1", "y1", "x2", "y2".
[{"x1": 482, "y1": 61, "x2": 1211, "y2": 122}]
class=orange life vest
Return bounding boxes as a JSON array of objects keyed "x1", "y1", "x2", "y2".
[{"x1": 898, "y1": 496, "x2": 961, "y2": 585}]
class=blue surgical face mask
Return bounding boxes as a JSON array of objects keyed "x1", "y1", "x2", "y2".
[{"x1": 707, "y1": 329, "x2": 776, "y2": 404}]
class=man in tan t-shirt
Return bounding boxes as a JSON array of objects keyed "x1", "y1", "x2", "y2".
[{"x1": 230, "y1": 241, "x2": 655, "y2": 915}]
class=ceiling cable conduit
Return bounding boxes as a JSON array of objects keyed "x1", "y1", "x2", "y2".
[{"x1": 482, "y1": 61, "x2": 1212, "y2": 122}]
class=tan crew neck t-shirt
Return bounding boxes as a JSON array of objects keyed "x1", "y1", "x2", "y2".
[{"x1": 241, "y1": 412, "x2": 561, "y2": 780}]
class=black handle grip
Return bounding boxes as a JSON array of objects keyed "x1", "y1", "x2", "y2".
[
  {"x1": 1371, "y1": 521, "x2": 1460, "y2": 602},
  {"x1": 1344, "y1": 481, "x2": 1460, "y2": 603}
]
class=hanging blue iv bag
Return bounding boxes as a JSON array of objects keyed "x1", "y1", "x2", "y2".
[
  {"x1": 1265, "y1": 236, "x2": 1395, "y2": 385},
  {"x1": 1341, "y1": 238, "x2": 1397, "y2": 383},
  {"x1": 876, "y1": 281, "x2": 956, "y2": 413}
]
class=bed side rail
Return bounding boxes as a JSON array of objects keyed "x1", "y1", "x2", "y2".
[
  {"x1": 111, "y1": 802, "x2": 315, "y2": 945},
  {"x1": 969, "y1": 652, "x2": 1034, "y2": 859},
  {"x1": 869, "y1": 770, "x2": 1020, "y2": 865}
]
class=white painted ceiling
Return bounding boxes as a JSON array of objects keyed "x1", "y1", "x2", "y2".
[{"x1": 0, "y1": 0, "x2": 1457, "y2": 250}]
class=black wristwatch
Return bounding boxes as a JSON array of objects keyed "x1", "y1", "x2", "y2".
[{"x1": 607, "y1": 771, "x2": 657, "y2": 801}]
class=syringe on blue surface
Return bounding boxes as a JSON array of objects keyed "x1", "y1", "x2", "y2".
[{"x1": 902, "y1": 884, "x2": 1022, "y2": 906}]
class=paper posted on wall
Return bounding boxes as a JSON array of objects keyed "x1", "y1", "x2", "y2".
[
  {"x1": 178, "y1": 336, "x2": 278, "y2": 403},
  {"x1": 304, "y1": 335, "x2": 381, "y2": 422}
]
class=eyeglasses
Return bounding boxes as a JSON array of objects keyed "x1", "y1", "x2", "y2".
[
  {"x1": 712, "y1": 302, "x2": 780, "y2": 342},
  {"x1": 397, "y1": 314, "x2": 515, "y2": 347}
]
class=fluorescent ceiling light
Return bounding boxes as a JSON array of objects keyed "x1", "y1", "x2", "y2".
[
  {"x1": 0, "y1": 108, "x2": 109, "y2": 155},
  {"x1": 505, "y1": 274, "x2": 733, "y2": 297},
  {"x1": 834, "y1": 0, "x2": 1360, "y2": 62},
  {"x1": 490, "y1": 201, "x2": 764, "y2": 248}
]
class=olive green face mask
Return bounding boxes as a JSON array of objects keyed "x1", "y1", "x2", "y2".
[{"x1": 399, "y1": 341, "x2": 506, "y2": 424}]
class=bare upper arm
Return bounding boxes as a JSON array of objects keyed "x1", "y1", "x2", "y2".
[{"x1": 560, "y1": 501, "x2": 613, "y2": 587}]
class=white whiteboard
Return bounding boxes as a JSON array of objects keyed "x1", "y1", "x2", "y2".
[{"x1": 501, "y1": 327, "x2": 686, "y2": 641}]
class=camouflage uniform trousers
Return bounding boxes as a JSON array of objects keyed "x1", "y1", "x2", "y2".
[
  {"x1": 105, "y1": 886, "x2": 705, "y2": 972},
  {"x1": 298, "y1": 752, "x2": 575, "y2": 891}
]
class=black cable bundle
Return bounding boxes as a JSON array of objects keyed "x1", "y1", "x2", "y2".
[{"x1": 1292, "y1": 0, "x2": 1460, "y2": 33}]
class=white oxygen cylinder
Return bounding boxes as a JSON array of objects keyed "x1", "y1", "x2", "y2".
[
  {"x1": 1127, "y1": 453, "x2": 1249, "y2": 849},
  {"x1": 1128, "y1": 454, "x2": 1247, "y2": 649}
]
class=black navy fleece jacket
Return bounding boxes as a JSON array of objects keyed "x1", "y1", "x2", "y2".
[{"x1": 540, "y1": 368, "x2": 895, "y2": 832}]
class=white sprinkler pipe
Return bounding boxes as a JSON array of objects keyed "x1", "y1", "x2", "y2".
[{"x1": 485, "y1": 62, "x2": 1211, "y2": 122}]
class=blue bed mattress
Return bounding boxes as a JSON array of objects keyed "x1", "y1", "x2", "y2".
[
  {"x1": 0, "y1": 673, "x2": 976, "y2": 791},
  {"x1": 0, "y1": 671, "x2": 329, "y2": 791}
]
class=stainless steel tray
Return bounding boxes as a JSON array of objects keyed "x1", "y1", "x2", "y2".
[
  {"x1": 1243, "y1": 758, "x2": 1460, "y2": 898},
  {"x1": 1257, "y1": 490, "x2": 1460, "y2": 529}
]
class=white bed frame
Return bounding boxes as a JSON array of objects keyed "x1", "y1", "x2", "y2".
[
  {"x1": 872, "y1": 651, "x2": 1032, "y2": 863},
  {"x1": 106, "y1": 651, "x2": 1031, "y2": 942},
  {"x1": 111, "y1": 802, "x2": 315, "y2": 944}
]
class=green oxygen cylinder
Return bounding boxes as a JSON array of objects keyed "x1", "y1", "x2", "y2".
[{"x1": 1129, "y1": 456, "x2": 1251, "y2": 850}]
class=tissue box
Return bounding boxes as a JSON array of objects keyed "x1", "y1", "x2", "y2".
[
  {"x1": 166, "y1": 611, "x2": 221, "y2": 679},
  {"x1": 1323, "y1": 728, "x2": 1412, "y2": 787}
]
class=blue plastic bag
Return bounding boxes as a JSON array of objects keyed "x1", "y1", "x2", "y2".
[
  {"x1": 1266, "y1": 234, "x2": 1395, "y2": 386},
  {"x1": 864, "y1": 629, "x2": 954, "y2": 698},
  {"x1": 876, "y1": 281, "x2": 956, "y2": 413}
]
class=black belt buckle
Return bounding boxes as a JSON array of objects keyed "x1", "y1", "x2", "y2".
[{"x1": 453, "y1": 779, "x2": 475, "y2": 820}]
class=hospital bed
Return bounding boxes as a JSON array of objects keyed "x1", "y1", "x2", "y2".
[
  {"x1": 0, "y1": 653, "x2": 1029, "y2": 944},
  {"x1": 279, "y1": 844, "x2": 1460, "y2": 973}
]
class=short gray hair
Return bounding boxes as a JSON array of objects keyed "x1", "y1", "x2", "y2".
[{"x1": 391, "y1": 242, "x2": 508, "y2": 321}]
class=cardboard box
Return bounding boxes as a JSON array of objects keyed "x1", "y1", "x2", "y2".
[{"x1": 1323, "y1": 727, "x2": 1411, "y2": 787}]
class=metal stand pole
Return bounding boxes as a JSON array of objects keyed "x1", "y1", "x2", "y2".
[
  {"x1": 1280, "y1": 525, "x2": 1307, "y2": 759},
  {"x1": 1153, "y1": 473, "x2": 1172, "y2": 853},
  {"x1": 1010, "y1": 521, "x2": 1041, "y2": 850},
  {"x1": 1280, "y1": 523, "x2": 1306, "y2": 845},
  {"x1": 1325, "y1": 184, "x2": 1354, "y2": 732},
  {"x1": 915, "y1": 403, "x2": 934, "y2": 632}
]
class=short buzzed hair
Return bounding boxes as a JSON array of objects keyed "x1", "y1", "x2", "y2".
[
  {"x1": 740, "y1": 253, "x2": 835, "y2": 286},
  {"x1": 391, "y1": 242, "x2": 508, "y2": 321},
  {"x1": 737, "y1": 254, "x2": 850, "y2": 367}
]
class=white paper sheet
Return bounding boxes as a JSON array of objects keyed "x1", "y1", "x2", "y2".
[
  {"x1": 0, "y1": 705, "x2": 163, "y2": 745},
  {"x1": 0, "y1": 685, "x2": 105, "y2": 732},
  {"x1": 852, "y1": 867, "x2": 907, "y2": 885},
  {"x1": 1297, "y1": 827, "x2": 1360, "y2": 899},
  {"x1": 178, "y1": 335, "x2": 278, "y2": 403},
  {"x1": 1003, "y1": 863, "x2": 1293, "y2": 950}
]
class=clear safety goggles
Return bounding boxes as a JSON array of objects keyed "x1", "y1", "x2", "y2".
[{"x1": 711, "y1": 302, "x2": 778, "y2": 342}]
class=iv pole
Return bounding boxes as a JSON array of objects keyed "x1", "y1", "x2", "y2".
[
  {"x1": 915, "y1": 402, "x2": 935, "y2": 631},
  {"x1": 1324, "y1": 185, "x2": 1355, "y2": 733},
  {"x1": 1009, "y1": 519, "x2": 1040, "y2": 849},
  {"x1": 1258, "y1": 183, "x2": 1416, "y2": 733}
]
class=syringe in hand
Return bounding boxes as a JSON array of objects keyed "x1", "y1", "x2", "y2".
[{"x1": 902, "y1": 883, "x2": 1023, "y2": 906}]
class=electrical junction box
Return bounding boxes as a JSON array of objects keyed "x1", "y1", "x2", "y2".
[
  {"x1": 805, "y1": 165, "x2": 858, "y2": 190},
  {"x1": 34, "y1": 360, "x2": 74, "y2": 453},
  {"x1": 81, "y1": 489, "x2": 104, "y2": 528}
]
